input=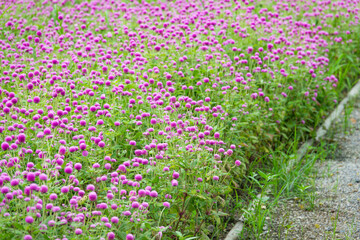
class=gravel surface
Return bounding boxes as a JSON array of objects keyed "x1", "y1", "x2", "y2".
[{"x1": 267, "y1": 100, "x2": 360, "y2": 240}]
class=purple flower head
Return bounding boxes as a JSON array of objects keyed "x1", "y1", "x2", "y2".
[
  {"x1": 1, "y1": 142, "x2": 9, "y2": 151},
  {"x1": 87, "y1": 184, "x2": 95, "y2": 191},
  {"x1": 107, "y1": 232, "x2": 115, "y2": 240},
  {"x1": 172, "y1": 172, "x2": 180, "y2": 179},
  {"x1": 64, "y1": 167, "x2": 73, "y2": 174},
  {"x1": 49, "y1": 193, "x2": 57, "y2": 200},
  {"x1": 150, "y1": 191, "x2": 158, "y2": 198},
  {"x1": 163, "y1": 202, "x2": 170, "y2": 208},
  {"x1": 18, "y1": 134, "x2": 26, "y2": 143},
  {"x1": 56, "y1": 158, "x2": 64, "y2": 166},
  {"x1": 134, "y1": 174, "x2": 142, "y2": 181},
  {"x1": 10, "y1": 179, "x2": 19, "y2": 186},
  {"x1": 44, "y1": 128, "x2": 51, "y2": 135},
  {"x1": 39, "y1": 174, "x2": 47, "y2": 181},
  {"x1": 79, "y1": 143, "x2": 86, "y2": 150},
  {"x1": 1, "y1": 187, "x2": 10, "y2": 194},
  {"x1": 61, "y1": 186, "x2": 69, "y2": 193},
  {"x1": 74, "y1": 163, "x2": 82, "y2": 171},
  {"x1": 25, "y1": 216, "x2": 34, "y2": 224},
  {"x1": 45, "y1": 204, "x2": 53, "y2": 210},
  {"x1": 40, "y1": 185, "x2": 48, "y2": 193},
  {"x1": 48, "y1": 220, "x2": 55, "y2": 227},
  {"x1": 126, "y1": 234, "x2": 134, "y2": 240},
  {"x1": 131, "y1": 202, "x2": 140, "y2": 209},
  {"x1": 111, "y1": 217, "x2": 119, "y2": 224},
  {"x1": 27, "y1": 172, "x2": 35, "y2": 182},
  {"x1": 171, "y1": 179, "x2": 178, "y2": 186},
  {"x1": 105, "y1": 163, "x2": 111, "y2": 170},
  {"x1": 33, "y1": 96, "x2": 40, "y2": 103},
  {"x1": 89, "y1": 191, "x2": 97, "y2": 201},
  {"x1": 59, "y1": 146, "x2": 66, "y2": 155}
]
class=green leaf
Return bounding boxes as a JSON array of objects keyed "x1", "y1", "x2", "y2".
[{"x1": 12, "y1": 223, "x2": 24, "y2": 230}]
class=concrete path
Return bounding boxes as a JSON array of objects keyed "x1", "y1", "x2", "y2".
[{"x1": 267, "y1": 99, "x2": 360, "y2": 240}]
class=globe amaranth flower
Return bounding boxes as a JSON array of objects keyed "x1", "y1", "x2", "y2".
[
  {"x1": 89, "y1": 191, "x2": 97, "y2": 201},
  {"x1": 40, "y1": 185, "x2": 48, "y2": 193},
  {"x1": 171, "y1": 180, "x2": 178, "y2": 186},
  {"x1": 126, "y1": 234, "x2": 134, "y2": 240},
  {"x1": 17, "y1": 133, "x2": 26, "y2": 143},
  {"x1": 49, "y1": 193, "x2": 58, "y2": 200},
  {"x1": 150, "y1": 191, "x2": 158, "y2": 198},
  {"x1": 87, "y1": 184, "x2": 95, "y2": 191},
  {"x1": 110, "y1": 217, "x2": 119, "y2": 224},
  {"x1": 74, "y1": 163, "x2": 82, "y2": 170},
  {"x1": 1, "y1": 142, "x2": 10, "y2": 151},
  {"x1": 107, "y1": 232, "x2": 115, "y2": 240},
  {"x1": 134, "y1": 174, "x2": 142, "y2": 181},
  {"x1": 59, "y1": 146, "x2": 66, "y2": 155},
  {"x1": 25, "y1": 216, "x2": 34, "y2": 224},
  {"x1": 64, "y1": 166, "x2": 73, "y2": 174},
  {"x1": 27, "y1": 172, "x2": 35, "y2": 182}
]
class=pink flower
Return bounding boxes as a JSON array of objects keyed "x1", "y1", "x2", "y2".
[
  {"x1": 1, "y1": 142, "x2": 9, "y2": 151},
  {"x1": 17, "y1": 134, "x2": 26, "y2": 143},
  {"x1": 27, "y1": 172, "x2": 35, "y2": 182},
  {"x1": 25, "y1": 216, "x2": 34, "y2": 224},
  {"x1": 110, "y1": 217, "x2": 119, "y2": 224},
  {"x1": 108, "y1": 232, "x2": 115, "y2": 240},
  {"x1": 49, "y1": 193, "x2": 58, "y2": 200},
  {"x1": 135, "y1": 174, "x2": 142, "y2": 181},
  {"x1": 171, "y1": 180, "x2": 178, "y2": 186},
  {"x1": 89, "y1": 191, "x2": 97, "y2": 201},
  {"x1": 150, "y1": 191, "x2": 158, "y2": 198},
  {"x1": 74, "y1": 163, "x2": 82, "y2": 170},
  {"x1": 172, "y1": 172, "x2": 179, "y2": 179},
  {"x1": 59, "y1": 146, "x2": 66, "y2": 155},
  {"x1": 64, "y1": 167, "x2": 73, "y2": 174},
  {"x1": 126, "y1": 234, "x2": 134, "y2": 240}
]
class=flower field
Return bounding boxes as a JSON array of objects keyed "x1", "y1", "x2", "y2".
[{"x1": 0, "y1": 0, "x2": 359, "y2": 239}]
